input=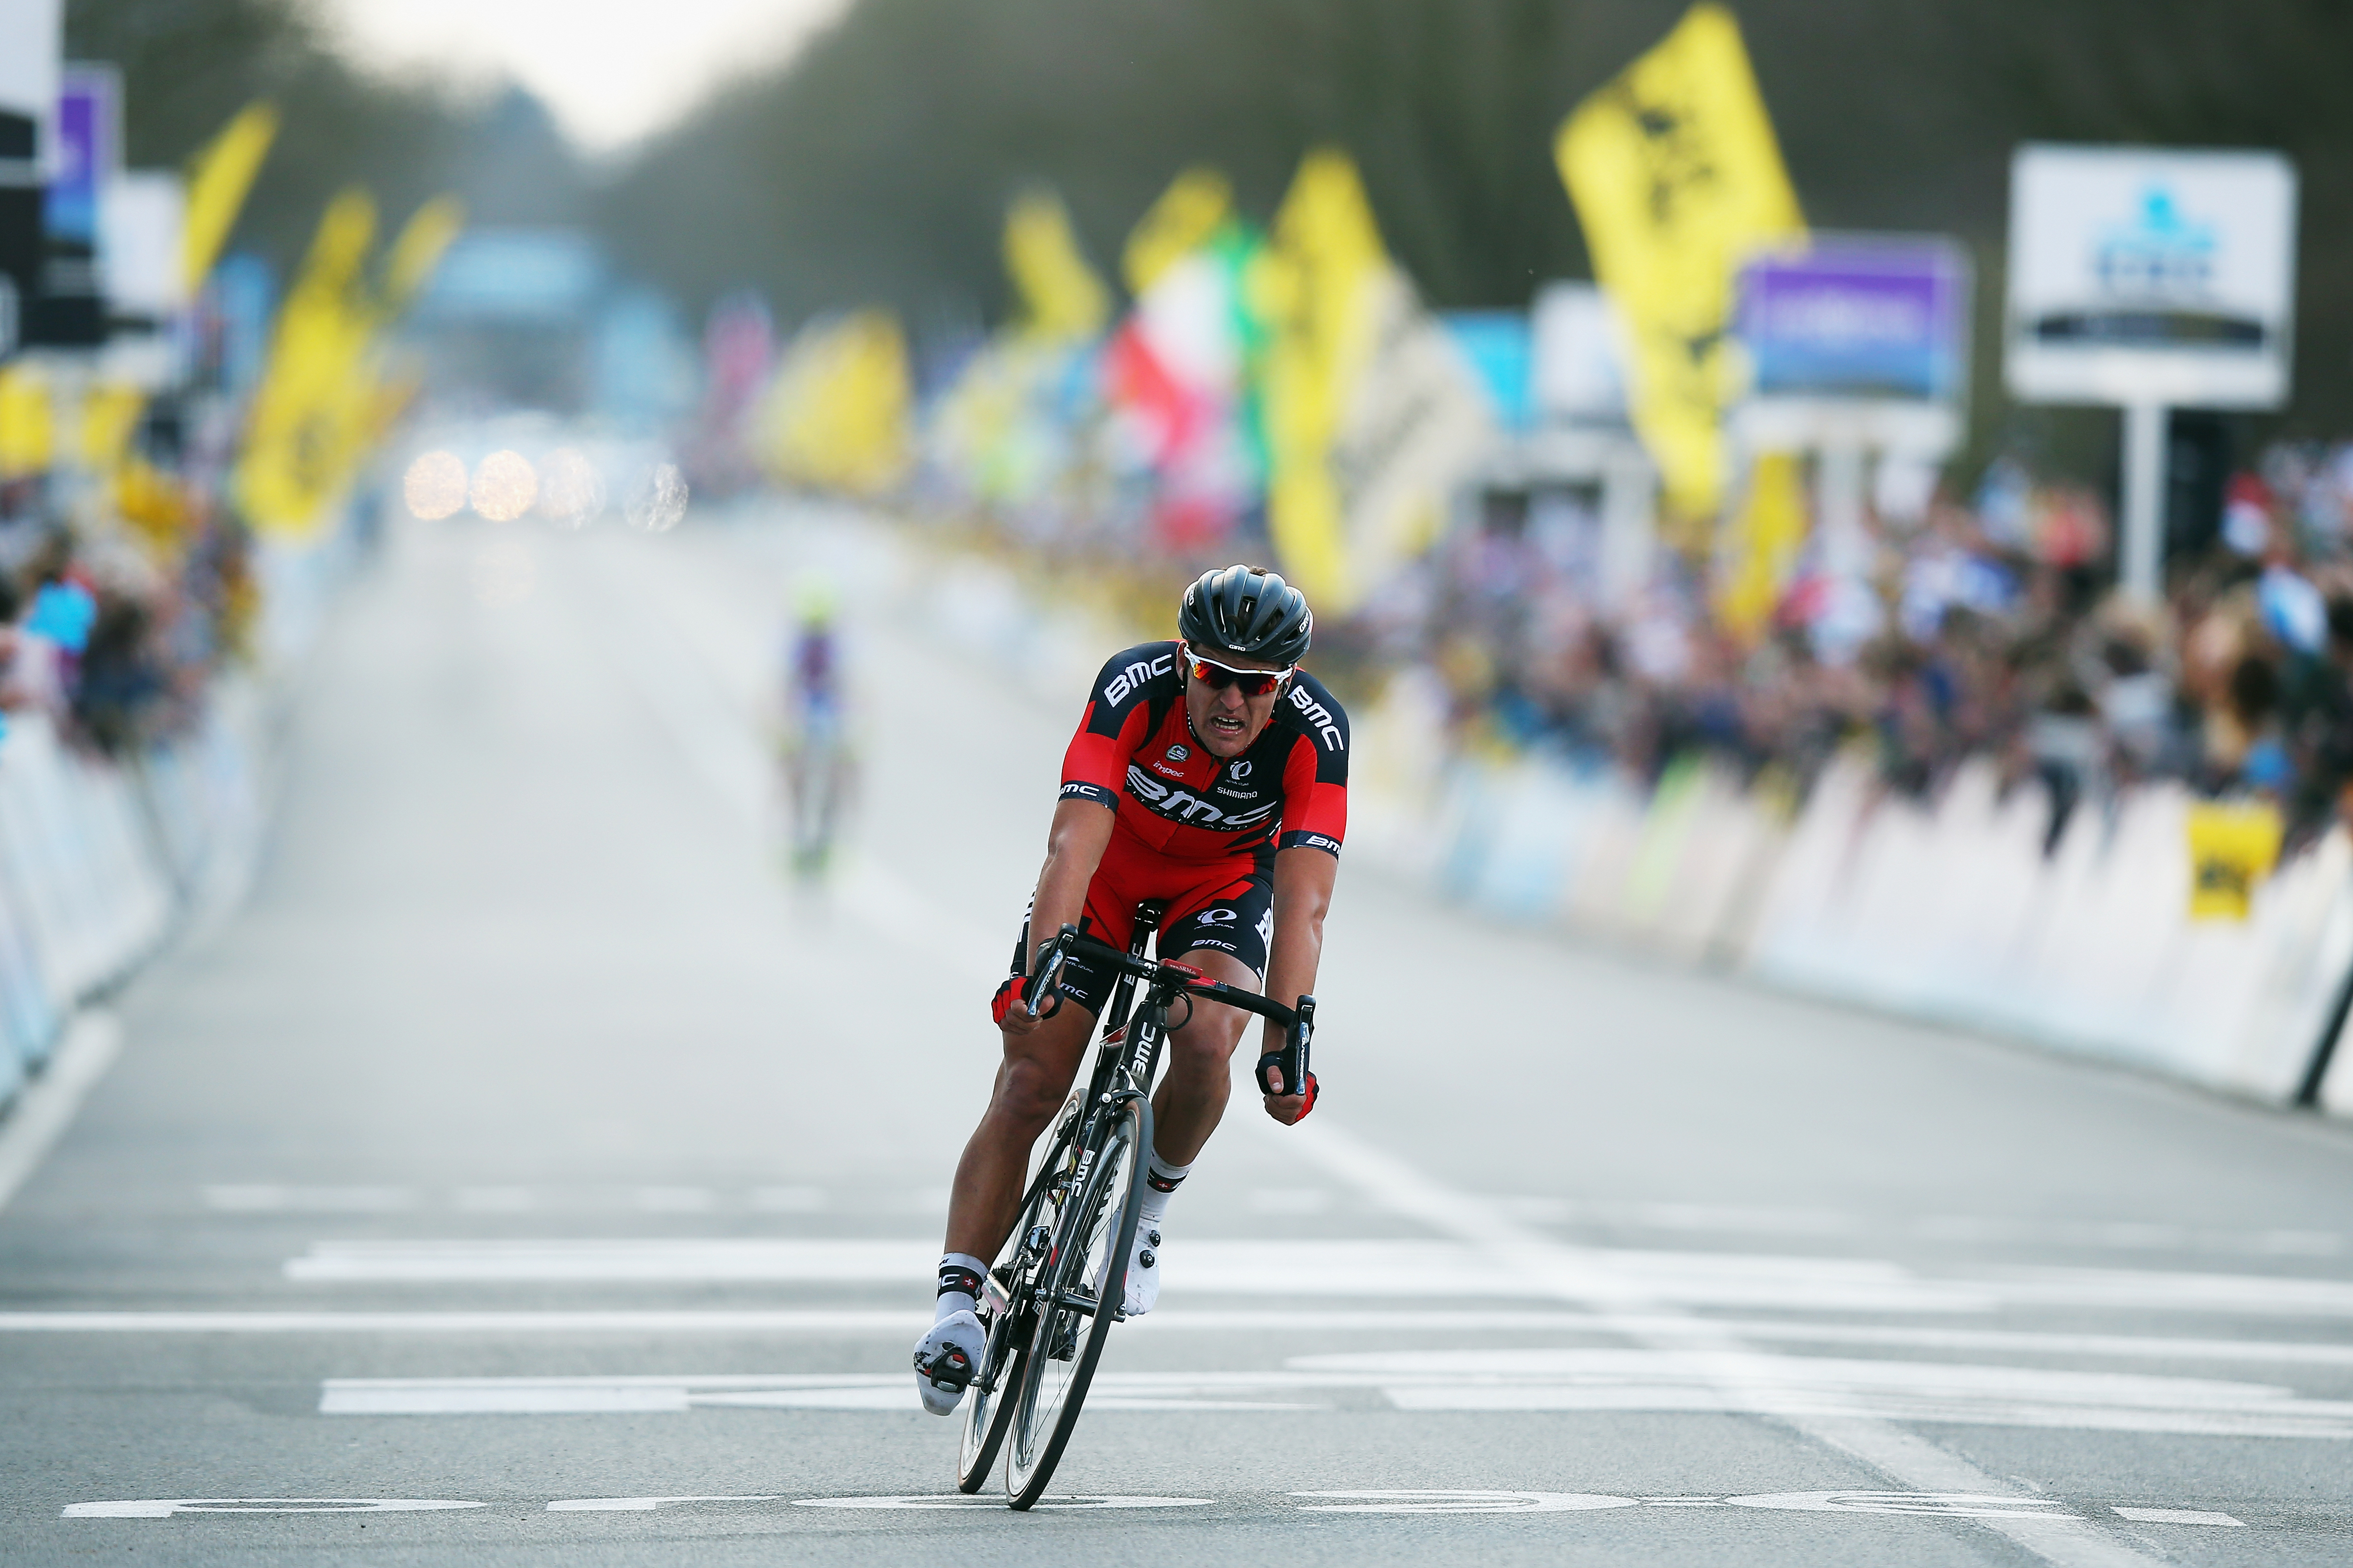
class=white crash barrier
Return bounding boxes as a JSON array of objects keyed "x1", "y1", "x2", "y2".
[
  {"x1": 0, "y1": 689, "x2": 268, "y2": 1112},
  {"x1": 1384, "y1": 742, "x2": 2353, "y2": 1111}
]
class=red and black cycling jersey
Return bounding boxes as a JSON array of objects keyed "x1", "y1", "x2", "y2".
[{"x1": 1059, "y1": 640, "x2": 1348, "y2": 864}]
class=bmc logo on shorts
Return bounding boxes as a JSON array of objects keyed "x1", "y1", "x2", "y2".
[
  {"x1": 1125, "y1": 765, "x2": 1278, "y2": 831},
  {"x1": 1102, "y1": 653, "x2": 1175, "y2": 708}
]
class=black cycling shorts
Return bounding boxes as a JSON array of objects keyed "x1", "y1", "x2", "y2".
[{"x1": 1009, "y1": 842, "x2": 1275, "y2": 1017}]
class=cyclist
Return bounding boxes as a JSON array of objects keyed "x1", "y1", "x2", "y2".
[
  {"x1": 915, "y1": 563, "x2": 1345, "y2": 1414},
  {"x1": 777, "y1": 578, "x2": 852, "y2": 878}
]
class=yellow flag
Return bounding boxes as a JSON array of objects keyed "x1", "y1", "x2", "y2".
[
  {"x1": 2186, "y1": 802, "x2": 2282, "y2": 921},
  {"x1": 78, "y1": 382, "x2": 148, "y2": 472},
  {"x1": 1715, "y1": 452, "x2": 1806, "y2": 641},
  {"x1": 384, "y1": 195, "x2": 465, "y2": 309},
  {"x1": 236, "y1": 189, "x2": 382, "y2": 539},
  {"x1": 1555, "y1": 3, "x2": 1804, "y2": 519},
  {"x1": 1123, "y1": 167, "x2": 1232, "y2": 296},
  {"x1": 181, "y1": 101, "x2": 279, "y2": 293},
  {"x1": 1004, "y1": 190, "x2": 1109, "y2": 341},
  {"x1": 0, "y1": 366, "x2": 53, "y2": 478},
  {"x1": 759, "y1": 310, "x2": 913, "y2": 497},
  {"x1": 1249, "y1": 148, "x2": 1389, "y2": 611}
]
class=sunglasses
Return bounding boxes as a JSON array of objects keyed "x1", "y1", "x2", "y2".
[{"x1": 1181, "y1": 646, "x2": 1293, "y2": 698}]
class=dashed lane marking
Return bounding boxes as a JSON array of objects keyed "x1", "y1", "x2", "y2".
[
  {"x1": 2111, "y1": 1508, "x2": 2245, "y2": 1526},
  {"x1": 792, "y1": 1496, "x2": 1209, "y2": 1510},
  {"x1": 1294, "y1": 1492, "x2": 1636, "y2": 1514},
  {"x1": 546, "y1": 1496, "x2": 778, "y2": 1512},
  {"x1": 64, "y1": 1499, "x2": 483, "y2": 1517}
]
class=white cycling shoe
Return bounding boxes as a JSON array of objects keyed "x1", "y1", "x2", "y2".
[
  {"x1": 911, "y1": 1309, "x2": 986, "y2": 1416},
  {"x1": 1120, "y1": 1224, "x2": 1164, "y2": 1316}
]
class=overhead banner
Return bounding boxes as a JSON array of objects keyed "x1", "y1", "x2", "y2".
[
  {"x1": 1555, "y1": 2, "x2": 1804, "y2": 519},
  {"x1": 2006, "y1": 145, "x2": 2297, "y2": 409}
]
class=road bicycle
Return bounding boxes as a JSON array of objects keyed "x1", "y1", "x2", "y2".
[{"x1": 954, "y1": 900, "x2": 1313, "y2": 1509}]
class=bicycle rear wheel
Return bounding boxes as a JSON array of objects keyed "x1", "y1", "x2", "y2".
[
  {"x1": 1004, "y1": 1096, "x2": 1149, "y2": 1509},
  {"x1": 956, "y1": 1117, "x2": 1079, "y2": 1492}
]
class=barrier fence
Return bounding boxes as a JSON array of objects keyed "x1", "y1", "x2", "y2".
[{"x1": 0, "y1": 685, "x2": 269, "y2": 1119}]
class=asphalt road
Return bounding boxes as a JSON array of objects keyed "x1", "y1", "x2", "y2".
[{"x1": 4, "y1": 505, "x2": 2352, "y2": 1566}]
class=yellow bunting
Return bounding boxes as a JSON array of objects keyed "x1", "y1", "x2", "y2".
[
  {"x1": 181, "y1": 101, "x2": 279, "y2": 292},
  {"x1": 1555, "y1": 2, "x2": 1804, "y2": 519},
  {"x1": 1004, "y1": 189, "x2": 1110, "y2": 341},
  {"x1": 78, "y1": 382, "x2": 148, "y2": 472},
  {"x1": 1249, "y1": 148, "x2": 1389, "y2": 612},
  {"x1": 0, "y1": 365, "x2": 54, "y2": 478},
  {"x1": 759, "y1": 309, "x2": 913, "y2": 497},
  {"x1": 1123, "y1": 167, "x2": 1233, "y2": 296},
  {"x1": 236, "y1": 188, "x2": 462, "y2": 542},
  {"x1": 1715, "y1": 452, "x2": 1807, "y2": 642},
  {"x1": 384, "y1": 195, "x2": 465, "y2": 309},
  {"x1": 2185, "y1": 801, "x2": 2282, "y2": 922}
]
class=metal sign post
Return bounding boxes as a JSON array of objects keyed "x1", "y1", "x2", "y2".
[{"x1": 2005, "y1": 145, "x2": 2298, "y2": 602}]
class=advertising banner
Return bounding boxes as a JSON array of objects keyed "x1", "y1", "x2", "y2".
[
  {"x1": 1737, "y1": 239, "x2": 1968, "y2": 404},
  {"x1": 2006, "y1": 146, "x2": 2297, "y2": 409}
]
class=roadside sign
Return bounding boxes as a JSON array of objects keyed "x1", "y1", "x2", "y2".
[
  {"x1": 1737, "y1": 239, "x2": 1968, "y2": 405},
  {"x1": 2005, "y1": 146, "x2": 2296, "y2": 409}
]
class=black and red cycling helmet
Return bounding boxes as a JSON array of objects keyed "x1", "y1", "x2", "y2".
[{"x1": 1178, "y1": 564, "x2": 1312, "y2": 667}]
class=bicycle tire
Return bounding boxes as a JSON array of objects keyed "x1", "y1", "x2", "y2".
[
  {"x1": 1004, "y1": 1096, "x2": 1150, "y2": 1509},
  {"x1": 955, "y1": 1115, "x2": 1079, "y2": 1492}
]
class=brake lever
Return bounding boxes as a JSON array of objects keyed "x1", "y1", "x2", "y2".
[
  {"x1": 1028, "y1": 924, "x2": 1078, "y2": 1018},
  {"x1": 1254, "y1": 993, "x2": 1314, "y2": 1097}
]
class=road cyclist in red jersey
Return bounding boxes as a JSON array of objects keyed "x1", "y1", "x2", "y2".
[{"x1": 914, "y1": 563, "x2": 1347, "y2": 1415}]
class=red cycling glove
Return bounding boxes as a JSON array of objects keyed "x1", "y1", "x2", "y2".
[{"x1": 991, "y1": 974, "x2": 1061, "y2": 1026}]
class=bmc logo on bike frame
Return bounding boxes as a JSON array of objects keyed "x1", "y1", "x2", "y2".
[
  {"x1": 1288, "y1": 685, "x2": 1344, "y2": 750},
  {"x1": 1103, "y1": 653, "x2": 1175, "y2": 708},
  {"x1": 1125, "y1": 765, "x2": 1278, "y2": 831}
]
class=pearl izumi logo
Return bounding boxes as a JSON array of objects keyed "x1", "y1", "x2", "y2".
[
  {"x1": 1228, "y1": 759, "x2": 1252, "y2": 779},
  {"x1": 1166, "y1": 745, "x2": 1190, "y2": 762}
]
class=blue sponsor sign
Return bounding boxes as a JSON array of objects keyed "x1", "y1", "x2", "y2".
[{"x1": 1736, "y1": 240, "x2": 1968, "y2": 403}]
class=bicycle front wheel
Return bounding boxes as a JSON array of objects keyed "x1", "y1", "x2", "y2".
[
  {"x1": 1004, "y1": 1096, "x2": 1149, "y2": 1509},
  {"x1": 956, "y1": 1117, "x2": 1078, "y2": 1492}
]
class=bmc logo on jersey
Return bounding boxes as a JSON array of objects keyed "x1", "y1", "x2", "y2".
[
  {"x1": 1288, "y1": 685, "x2": 1344, "y2": 750},
  {"x1": 1125, "y1": 765, "x2": 1279, "y2": 831},
  {"x1": 1102, "y1": 653, "x2": 1175, "y2": 708}
]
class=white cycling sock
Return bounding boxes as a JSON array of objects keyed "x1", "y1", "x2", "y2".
[
  {"x1": 935, "y1": 1252, "x2": 988, "y2": 1320},
  {"x1": 1139, "y1": 1156, "x2": 1191, "y2": 1226}
]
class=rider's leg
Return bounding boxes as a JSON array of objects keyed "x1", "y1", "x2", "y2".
[
  {"x1": 942, "y1": 997, "x2": 1100, "y2": 1262},
  {"x1": 1149, "y1": 945, "x2": 1258, "y2": 1167}
]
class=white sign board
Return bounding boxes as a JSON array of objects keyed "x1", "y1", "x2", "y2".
[
  {"x1": 0, "y1": 0, "x2": 62, "y2": 128},
  {"x1": 2006, "y1": 145, "x2": 2297, "y2": 409},
  {"x1": 1532, "y1": 282, "x2": 1628, "y2": 423}
]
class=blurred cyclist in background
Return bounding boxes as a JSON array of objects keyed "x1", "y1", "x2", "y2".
[{"x1": 777, "y1": 577, "x2": 854, "y2": 879}]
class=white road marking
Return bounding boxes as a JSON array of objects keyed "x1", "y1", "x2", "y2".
[
  {"x1": 1294, "y1": 1492, "x2": 1637, "y2": 1514},
  {"x1": 2111, "y1": 1507, "x2": 2244, "y2": 1526},
  {"x1": 453, "y1": 1187, "x2": 538, "y2": 1212},
  {"x1": 0, "y1": 1012, "x2": 120, "y2": 1213},
  {"x1": 15, "y1": 1307, "x2": 2353, "y2": 1376},
  {"x1": 1728, "y1": 1493, "x2": 2079, "y2": 1517},
  {"x1": 205, "y1": 1185, "x2": 417, "y2": 1212},
  {"x1": 311, "y1": 1357, "x2": 2353, "y2": 1437},
  {"x1": 631, "y1": 1186, "x2": 714, "y2": 1212},
  {"x1": 792, "y1": 1495, "x2": 1209, "y2": 1510},
  {"x1": 546, "y1": 1496, "x2": 777, "y2": 1512},
  {"x1": 318, "y1": 1372, "x2": 1314, "y2": 1415},
  {"x1": 751, "y1": 1186, "x2": 826, "y2": 1210},
  {"x1": 1274, "y1": 1119, "x2": 2171, "y2": 1568},
  {"x1": 64, "y1": 1499, "x2": 482, "y2": 1517}
]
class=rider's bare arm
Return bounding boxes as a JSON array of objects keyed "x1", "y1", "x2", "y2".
[
  {"x1": 1005, "y1": 798, "x2": 1116, "y2": 1034},
  {"x1": 1259, "y1": 845, "x2": 1335, "y2": 1119}
]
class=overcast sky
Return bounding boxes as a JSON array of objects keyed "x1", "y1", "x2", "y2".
[{"x1": 323, "y1": 0, "x2": 852, "y2": 151}]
